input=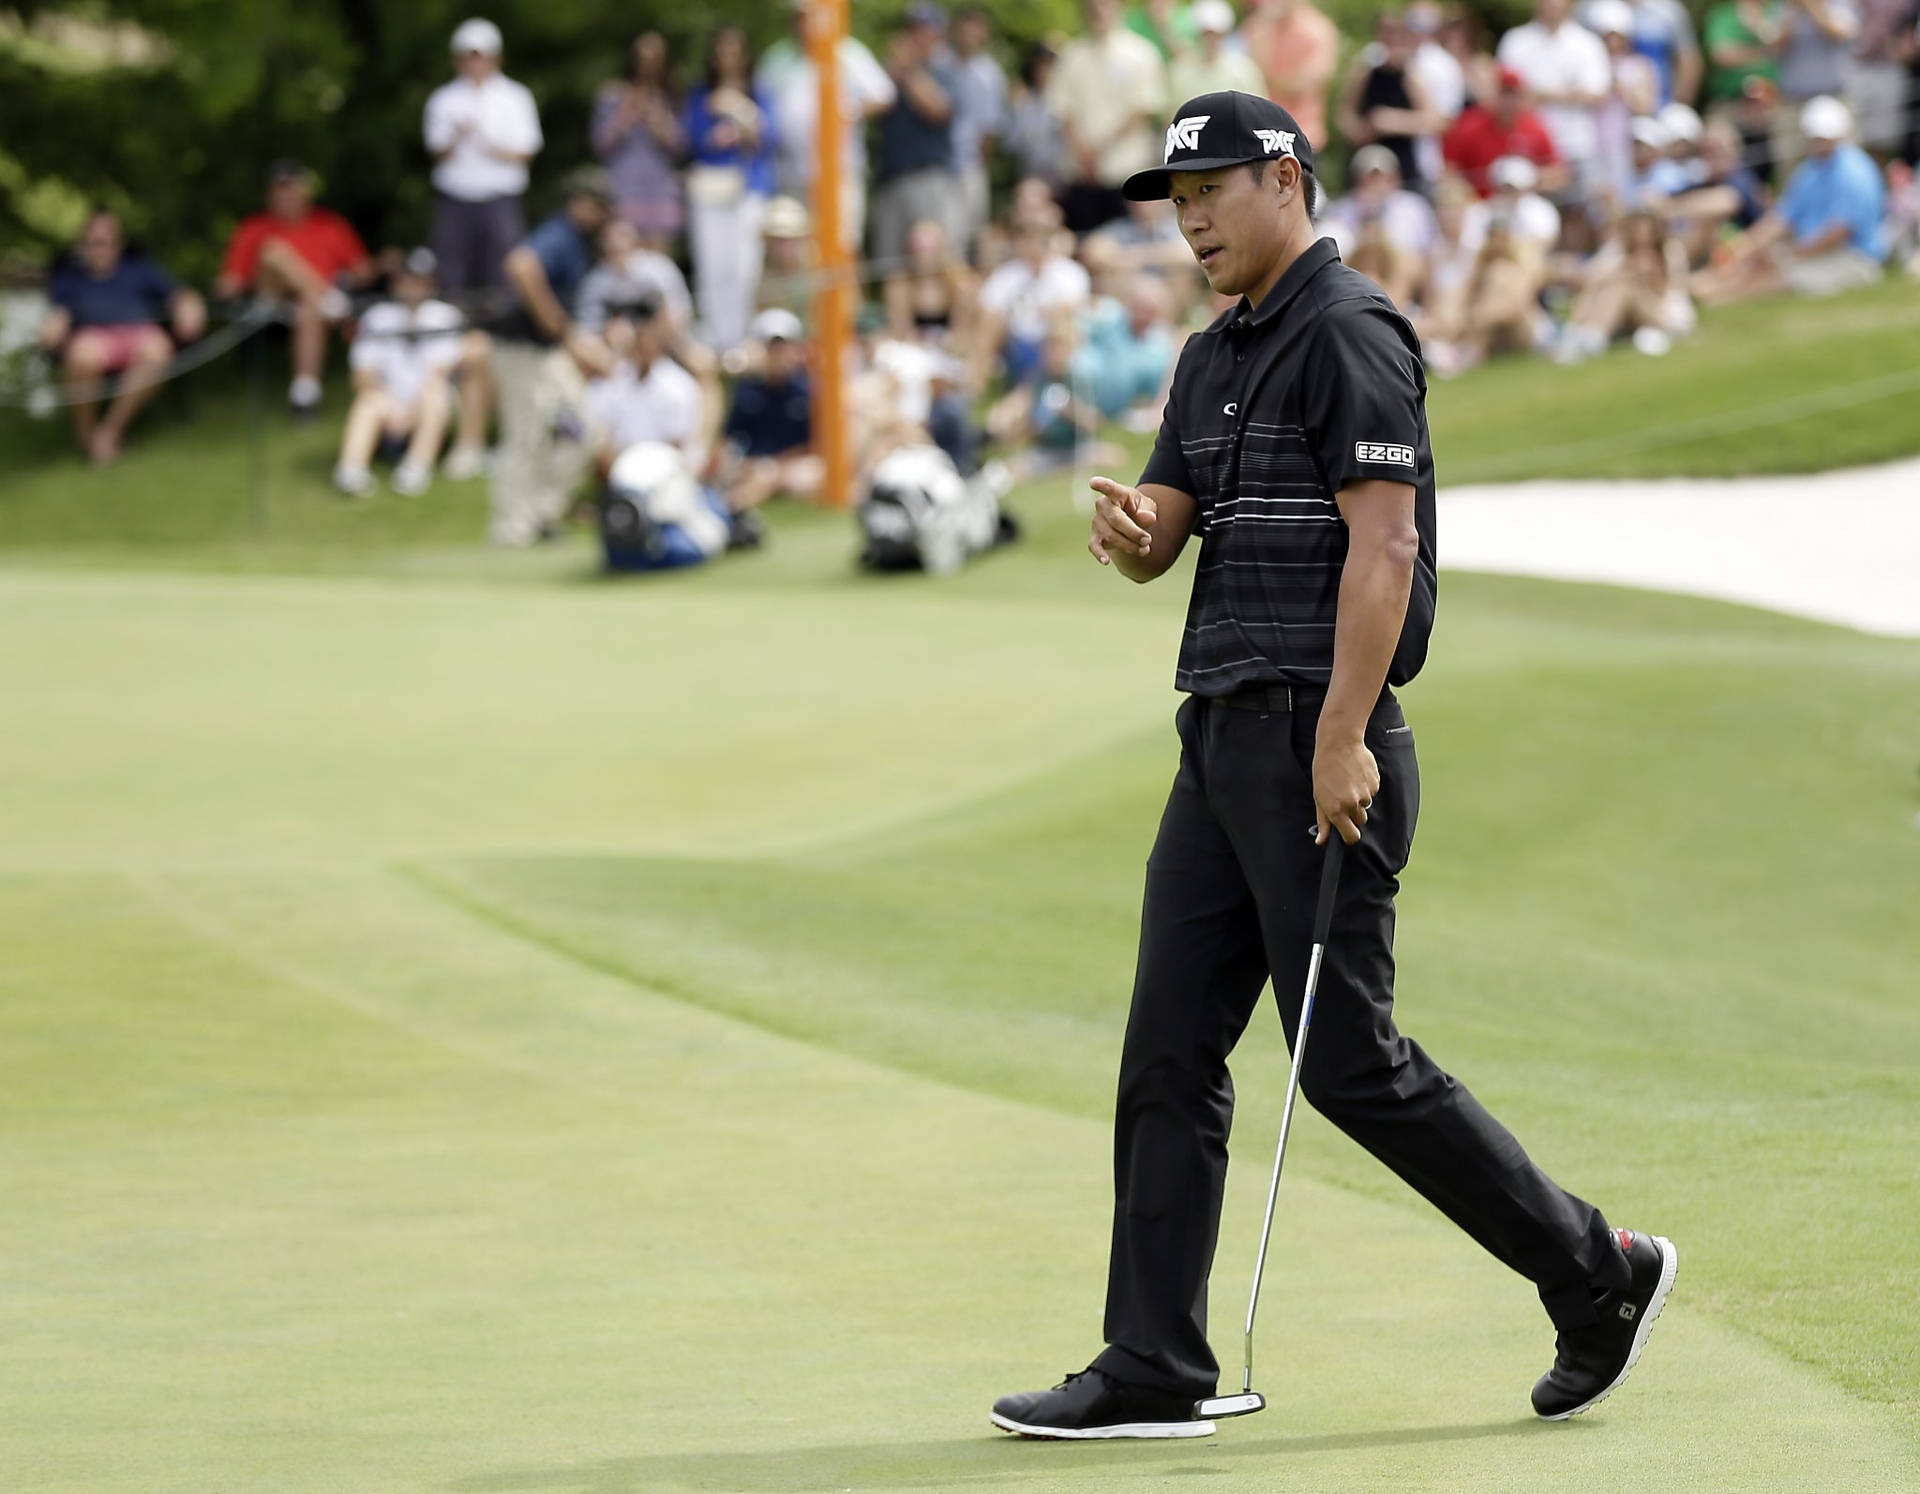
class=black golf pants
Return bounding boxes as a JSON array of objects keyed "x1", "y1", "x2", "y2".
[{"x1": 1093, "y1": 690, "x2": 1625, "y2": 1398}]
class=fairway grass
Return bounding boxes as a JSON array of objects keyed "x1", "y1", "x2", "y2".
[{"x1": 1, "y1": 558, "x2": 1916, "y2": 1493}]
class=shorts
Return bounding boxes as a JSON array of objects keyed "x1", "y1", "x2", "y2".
[
  {"x1": 1781, "y1": 246, "x2": 1884, "y2": 297},
  {"x1": 74, "y1": 324, "x2": 167, "y2": 373}
]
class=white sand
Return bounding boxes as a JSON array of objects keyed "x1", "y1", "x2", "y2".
[{"x1": 1438, "y1": 456, "x2": 1920, "y2": 637}]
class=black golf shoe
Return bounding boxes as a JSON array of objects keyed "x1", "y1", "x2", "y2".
[
  {"x1": 991, "y1": 1366, "x2": 1216, "y2": 1440},
  {"x1": 1533, "y1": 1229, "x2": 1678, "y2": 1420}
]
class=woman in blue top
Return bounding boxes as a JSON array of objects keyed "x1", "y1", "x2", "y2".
[{"x1": 684, "y1": 26, "x2": 779, "y2": 351}]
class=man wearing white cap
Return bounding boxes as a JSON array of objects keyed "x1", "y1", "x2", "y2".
[
  {"x1": 424, "y1": 19, "x2": 544, "y2": 296},
  {"x1": 1168, "y1": 1, "x2": 1266, "y2": 102},
  {"x1": 1695, "y1": 95, "x2": 1887, "y2": 302}
]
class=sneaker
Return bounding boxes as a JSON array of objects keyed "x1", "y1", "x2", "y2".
[
  {"x1": 391, "y1": 462, "x2": 432, "y2": 497},
  {"x1": 1532, "y1": 1229, "x2": 1678, "y2": 1421},
  {"x1": 442, "y1": 447, "x2": 491, "y2": 482},
  {"x1": 726, "y1": 508, "x2": 766, "y2": 552},
  {"x1": 289, "y1": 376, "x2": 322, "y2": 421},
  {"x1": 332, "y1": 464, "x2": 375, "y2": 499},
  {"x1": 991, "y1": 1367, "x2": 1215, "y2": 1440}
]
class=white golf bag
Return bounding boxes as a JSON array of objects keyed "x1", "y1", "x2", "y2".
[
  {"x1": 857, "y1": 445, "x2": 1014, "y2": 575},
  {"x1": 602, "y1": 441, "x2": 732, "y2": 571}
]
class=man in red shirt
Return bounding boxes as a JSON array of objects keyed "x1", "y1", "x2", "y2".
[
  {"x1": 215, "y1": 160, "x2": 377, "y2": 416},
  {"x1": 1442, "y1": 67, "x2": 1567, "y2": 195}
]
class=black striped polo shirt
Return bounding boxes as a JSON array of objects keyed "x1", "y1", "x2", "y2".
[{"x1": 1138, "y1": 238, "x2": 1438, "y2": 696}]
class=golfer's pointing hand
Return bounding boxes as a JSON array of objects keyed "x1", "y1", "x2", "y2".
[{"x1": 1089, "y1": 476, "x2": 1157, "y2": 567}]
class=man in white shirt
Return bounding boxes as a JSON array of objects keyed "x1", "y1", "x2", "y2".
[
  {"x1": 586, "y1": 297, "x2": 711, "y2": 475},
  {"x1": 424, "y1": 19, "x2": 544, "y2": 296},
  {"x1": 756, "y1": 12, "x2": 898, "y2": 251},
  {"x1": 975, "y1": 216, "x2": 1093, "y2": 384},
  {"x1": 334, "y1": 248, "x2": 472, "y2": 497},
  {"x1": 1046, "y1": 0, "x2": 1168, "y2": 231},
  {"x1": 1497, "y1": 0, "x2": 1612, "y2": 192}
]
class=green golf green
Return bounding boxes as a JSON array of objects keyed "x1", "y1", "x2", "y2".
[{"x1": 1, "y1": 506, "x2": 1916, "y2": 1491}]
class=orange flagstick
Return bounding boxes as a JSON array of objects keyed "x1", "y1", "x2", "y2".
[{"x1": 809, "y1": 0, "x2": 852, "y2": 508}]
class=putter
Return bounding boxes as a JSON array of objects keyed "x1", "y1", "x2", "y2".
[{"x1": 1196, "y1": 834, "x2": 1346, "y2": 1422}]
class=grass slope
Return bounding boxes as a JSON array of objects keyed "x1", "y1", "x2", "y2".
[{"x1": 0, "y1": 556, "x2": 1916, "y2": 1493}]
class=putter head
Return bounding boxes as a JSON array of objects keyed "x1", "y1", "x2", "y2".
[{"x1": 1194, "y1": 1391, "x2": 1266, "y2": 1419}]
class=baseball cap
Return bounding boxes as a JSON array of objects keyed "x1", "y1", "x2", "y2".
[
  {"x1": 763, "y1": 195, "x2": 811, "y2": 239},
  {"x1": 1630, "y1": 116, "x2": 1670, "y2": 150},
  {"x1": 1404, "y1": 1, "x2": 1442, "y2": 34},
  {"x1": 1122, "y1": 91, "x2": 1314, "y2": 202},
  {"x1": 1191, "y1": 0, "x2": 1237, "y2": 35},
  {"x1": 1587, "y1": 0, "x2": 1633, "y2": 35},
  {"x1": 1659, "y1": 102, "x2": 1703, "y2": 143},
  {"x1": 1350, "y1": 143, "x2": 1400, "y2": 179},
  {"x1": 402, "y1": 246, "x2": 439, "y2": 278},
  {"x1": 451, "y1": 18, "x2": 504, "y2": 55},
  {"x1": 1496, "y1": 65, "x2": 1526, "y2": 92},
  {"x1": 1488, "y1": 154, "x2": 1538, "y2": 192},
  {"x1": 1800, "y1": 94, "x2": 1851, "y2": 141},
  {"x1": 559, "y1": 164, "x2": 616, "y2": 204},
  {"x1": 749, "y1": 307, "x2": 805, "y2": 344},
  {"x1": 267, "y1": 158, "x2": 309, "y2": 184},
  {"x1": 905, "y1": 1, "x2": 948, "y2": 27}
]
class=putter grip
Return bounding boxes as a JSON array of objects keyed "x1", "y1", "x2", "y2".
[{"x1": 1312, "y1": 837, "x2": 1344, "y2": 946}]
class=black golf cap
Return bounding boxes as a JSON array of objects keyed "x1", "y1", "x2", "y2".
[{"x1": 1122, "y1": 90, "x2": 1315, "y2": 202}]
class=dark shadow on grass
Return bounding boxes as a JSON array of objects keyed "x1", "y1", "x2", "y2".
[{"x1": 450, "y1": 1418, "x2": 1555, "y2": 1493}]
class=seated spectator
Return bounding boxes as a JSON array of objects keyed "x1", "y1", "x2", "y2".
[
  {"x1": 38, "y1": 210, "x2": 205, "y2": 465},
  {"x1": 882, "y1": 218, "x2": 981, "y2": 355},
  {"x1": 1658, "y1": 101, "x2": 1707, "y2": 178},
  {"x1": 592, "y1": 31, "x2": 686, "y2": 250},
  {"x1": 849, "y1": 306, "x2": 981, "y2": 477},
  {"x1": 1071, "y1": 273, "x2": 1177, "y2": 425},
  {"x1": 1693, "y1": 95, "x2": 1886, "y2": 302},
  {"x1": 1443, "y1": 67, "x2": 1566, "y2": 194},
  {"x1": 985, "y1": 318, "x2": 1120, "y2": 477},
  {"x1": 1322, "y1": 144, "x2": 1440, "y2": 309},
  {"x1": 214, "y1": 160, "x2": 376, "y2": 417},
  {"x1": 424, "y1": 19, "x2": 543, "y2": 298},
  {"x1": 1170, "y1": 1, "x2": 1269, "y2": 100},
  {"x1": 1486, "y1": 154, "x2": 1566, "y2": 260},
  {"x1": 333, "y1": 248, "x2": 469, "y2": 497},
  {"x1": 1440, "y1": 207, "x2": 1554, "y2": 366},
  {"x1": 1625, "y1": 116, "x2": 1696, "y2": 206},
  {"x1": 1677, "y1": 117, "x2": 1769, "y2": 229},
  {"x1": 1338, "y1": 8, "x2": 1450, "y2": 195},
  {"x1": 1087, "y1": 197, "x2": 1200, "y2": 316},
  {"x1": 720, "y1": 308, "x2": 822, "y2": 514},
  {"x1": 976, "y1": 215, "x2": 1093, "y2": 387},
  {"x1": 584, "y1": 293, "x2": 710, "y2": 477},
  {"x1": 1408, "y1": 173, "x2": 1488, "y2": 361},
  {"x1": 1554, "y1": 208, "x2": 1696, "y2": 359},
  {"x1": 757, "y1": 195, "x2": 817, "y2": 323}
]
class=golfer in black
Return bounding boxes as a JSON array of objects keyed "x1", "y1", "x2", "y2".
[{"x1": 991, "y1": 92, "x2": 1676, "y2": 1441}]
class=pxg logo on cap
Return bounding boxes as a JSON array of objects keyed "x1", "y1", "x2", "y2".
[{"x1": 1127, "y1": 90, "x2": 1314, "y2": 201}]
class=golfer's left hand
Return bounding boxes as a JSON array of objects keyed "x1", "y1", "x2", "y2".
[{"x1": 1313, "y1": 731, "x2": 1379, "y2": 846}]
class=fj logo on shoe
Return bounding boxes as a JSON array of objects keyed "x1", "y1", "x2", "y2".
[
  {"x1": 1165, "y1": 115, "x2": 1211, "y2": 159},
  {"x1": 1253, "y1": 129, "x2": 1296, "y2": 156},
  {"x1": 1356, "y1": 441, "x2": 1415, "y2": 466},
  {"x1": 1619, "y1": 1302, "x2": 1638, "y2": 1321}
]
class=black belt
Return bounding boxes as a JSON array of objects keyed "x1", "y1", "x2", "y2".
[{"x1": 1211, "y1": 682, "x2": 1329, "y2": 714}]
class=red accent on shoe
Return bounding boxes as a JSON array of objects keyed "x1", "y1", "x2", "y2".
[{"x1": 1617, "y1": 1229, "x2": 1635, "y2": 1253}]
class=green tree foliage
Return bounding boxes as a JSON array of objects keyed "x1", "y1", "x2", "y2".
[{"x1": 3, "y1": 0, "x2": 1085, "y2": 282}]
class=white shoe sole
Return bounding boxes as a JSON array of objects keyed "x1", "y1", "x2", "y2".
[
  {"x1": 990, "y1": 1411, "x2": 1217, "y2": 1440},
  {"x1": 1538, "y1": 1233, "x2": 1679, "y2": 1421}
]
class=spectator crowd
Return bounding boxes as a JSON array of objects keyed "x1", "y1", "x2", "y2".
[{"x1": 28, "y1": 1, "x2": 1920, "y2": 556}]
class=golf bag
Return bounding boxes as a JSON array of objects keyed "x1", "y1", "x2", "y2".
[
  {"x1": 857, "y1": 445, "x2": 1016, "y2": 575},
  {"x1": 601, "y1": 441, "x2": 732, "y2": 572}
]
